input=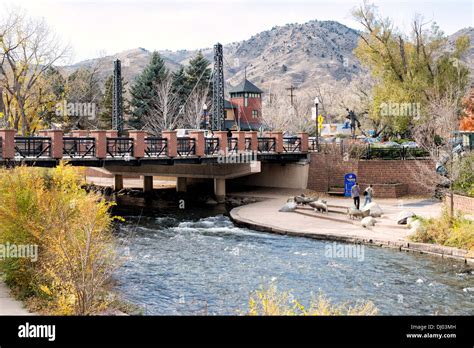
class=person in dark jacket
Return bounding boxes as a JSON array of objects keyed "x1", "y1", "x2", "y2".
[{"x1": 351, "y1": 182, "x2": 361, "y2": 209}]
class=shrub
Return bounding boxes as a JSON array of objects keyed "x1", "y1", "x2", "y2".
[
  {"x1": 248, "y1": 285, "x2": 378, "y2": 316},
  {"x1": 0, "y1": 163, "x2": 117, "y2": 315},
  {"x1": 453, "y1": 153, "x2": 474, "y2": 197},
  {"x1": 409, "y1": 210, "x2": 474, "y2": 251}
]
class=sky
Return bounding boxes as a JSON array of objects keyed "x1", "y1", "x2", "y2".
[{"x1": 1, "y1": 0, "x2": 473, "y2": 64}]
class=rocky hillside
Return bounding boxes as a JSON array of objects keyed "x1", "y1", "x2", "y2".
[
  {"x1": 61, "y1": 20, "x2": 473, "y2": 95},
  {"x1": 61, "y1": 19, "x2": 362, "y2": 93},
  {"x1": 446, "y1": 27, "x2": 474, "y2": 75},
  {"x1": 159, "y1": 20, "x2": 362, "y2": 92}
]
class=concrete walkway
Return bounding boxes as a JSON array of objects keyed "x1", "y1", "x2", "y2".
[
  {"x1": 229, "y1": 189, "x2": 472, "y2": 263},
  {"x1": 0, "y1": 280, "x2": 33, "y2": 315}
]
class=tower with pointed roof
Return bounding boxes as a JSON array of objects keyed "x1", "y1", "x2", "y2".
[{"x1": 224, "y1": 78, "x2": 263, "y2": 131}]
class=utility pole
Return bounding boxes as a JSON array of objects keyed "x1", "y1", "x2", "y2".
[{"x1": 286, "y1": 85, "x2": 298, "y2": 106}]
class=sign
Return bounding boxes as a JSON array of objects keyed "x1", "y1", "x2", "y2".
[
  {"x1": 344, "y1": 173, "x2": 357, "y2": 197},
  {"x1": 311, "y1": 111, "x2": 324, "y2": 123}
]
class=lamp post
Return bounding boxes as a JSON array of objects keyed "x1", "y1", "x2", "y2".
[
  {"x1": 202, "y1": 103, "x2": 208, "y2": 129},
  {"x1": 314, "y1": 97, "x2": 320, "y2": 151}
]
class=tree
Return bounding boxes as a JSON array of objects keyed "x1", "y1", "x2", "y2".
[
  {"x1": 180, "y1": 51, "x2": 212, "y2": 129},
  {"x1": 353, "y1": 1, "x2": 471, "y2": 215},
  {"x1": 143, "y1": 76, "x2": 183, "y2": 134},
  {"x1": 352, "y1": 1, "x2": 470, "y2": 138},
  {"x1": 99, "y1": 76, "x2": 113, "y2": 129},
  {"x1": 183, "y1": 83, "x2": 211, "y2": 129},
  {"x1": 64, "y1": 64, "x2": 103, "y2": 130},
  {"x1": 37, "y1": 66, "x2": 66, "y2": 129},
  {"x1": 0, "y1": 7, "x2": 70, "y2": 134},
  {"x1": 460, "y1": 90, "x2": 474, "y2": 131},
  {"x1": 128, "y1": 52, "x2": 167, "y2": 129},
  {"x1": 171, "y1": 66, "x2": 189, "y2": 111},
  {"x1": 261, "y1": 88, "x2": 314, "y2": 134},
  {"x1": 185, "y1": 51, "x2": 212, "y2": 95},
  {"x1": 98, "y1": 75, "x2": 129, "y2": 130}
]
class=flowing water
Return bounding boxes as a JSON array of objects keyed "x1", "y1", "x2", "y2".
[{"x1": 114, "y1": 208, "x2": 474, "y2": 315}]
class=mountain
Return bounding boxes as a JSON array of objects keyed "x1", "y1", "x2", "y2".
[
  {"x1": 61, "y1": 19, "x2": 362, "y2": 94},
  {"x1": 61, "y1": 20, "x2": 473, "y2": 95},
  {"x1": 60, "y1": 47, "x2": 181, "y2": 84},
  {"x1": 158, "y1": 20, "x2": 362, "y2": 91},
  {"x1": 446, "y1": 27, "x2": 474, "y2": 75}
]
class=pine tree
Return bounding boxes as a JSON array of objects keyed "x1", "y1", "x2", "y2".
[
  {"x1": 128, "y1": 51, "x2": 168, "y2": 129},
  {"x1": 185, "y1": 51, "x2": 212, "y2": 94},
  {"x1": 172, "y1": 67, "x2": 189, "y2": 114}
]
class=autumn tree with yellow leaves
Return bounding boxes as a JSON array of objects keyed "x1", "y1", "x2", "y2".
[{"x1": 0, "y1": 7, "x2": 70, "y2": 134}]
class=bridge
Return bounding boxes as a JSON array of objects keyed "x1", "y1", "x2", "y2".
[{"x1": 0, "y1": 129, "x2": 314, "y2": 201}]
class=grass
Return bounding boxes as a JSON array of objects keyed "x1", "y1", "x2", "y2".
[
  {"x1": 248, "y1": 285, "x2": 378, "y2": 316},
  {"x1": 409, "y1": 210, "x2": 474, "y2": 251}
]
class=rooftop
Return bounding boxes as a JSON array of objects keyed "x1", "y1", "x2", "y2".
[{"x1": 229, "y1": 79, "x2": 263, "y2": 94}]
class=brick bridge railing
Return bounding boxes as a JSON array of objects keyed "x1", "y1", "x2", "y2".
[{"x1": 0, "y1": 129, "x2": 311, "y2": 162}]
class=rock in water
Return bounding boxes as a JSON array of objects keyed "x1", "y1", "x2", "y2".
[
  {"x1": 397, "y1": 211, "x2": 415, "y2": 225},
  {"x1": 361, "y1": 216, "x2": 376, "y2": 228},
  {"x1": 361, "y1": 202, "x2": 383, "y2": 217},
  {"x1": 279, "y1": 202, "x2": 297, "y2": 212}
]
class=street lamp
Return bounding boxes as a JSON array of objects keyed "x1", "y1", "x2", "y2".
[
  {"x1": 314, "y1": 97, "x2": 320, "y2": 151},
  {"x1": 202, "y1": 103, "x2": 208, "y2": 129}
]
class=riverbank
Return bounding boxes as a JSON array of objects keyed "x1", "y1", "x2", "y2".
[{"x1": 229, "y1": 188, "x2": 473, "y2": 264}]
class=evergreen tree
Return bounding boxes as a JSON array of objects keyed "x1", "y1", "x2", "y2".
[
  {"x1": 184, "y1": 51, "x2": 212, "y2": 94},
  {"x1": 128, "y1": 52, "x2": 168, "y2": 129},
  {"x1": 172, "y1": 66, "x2": 189, "y2": 113}
]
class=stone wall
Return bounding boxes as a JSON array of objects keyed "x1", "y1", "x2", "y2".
[
  {"x1": 444, "y1": 194, "x2": 474, "y2": 214},
  {"x1": 308, "y1": 152, "x2": 434, "y2": 197}
]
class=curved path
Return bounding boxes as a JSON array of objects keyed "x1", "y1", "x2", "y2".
[
  {"x1": 229, "y1": 190, "x2": 473, "y2": 264},
  {"x1": 0, "y1": 280, "x2": 32, "y2": 315}
]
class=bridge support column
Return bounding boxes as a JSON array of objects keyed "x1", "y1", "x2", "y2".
[
  {"x1": 114, "y1": 174, "x2": 124, "y2": 191},
  {"x1": 245, "y1": 131, "x2": 258, "y2": 152},
  {"x1": 189, "y1": 131, "x2": 205, "y2": 157},
  {"x1": 143, "y1": 175, "x2": 153, "y2": 193},
  {"x1": 214, "y1": 178, "x2": 226, "y2": 203},
  {"x1": 176, "y1": 177, "x2": 187, "y2": 192},
  {"x1": 162, "y1": 130, "x2": 177, "y2": 157},
  {"x1": 0, "y1": 129, "x2": 16, "y2": 159},
  {"x1": 233, "y1": 131, "x2": 246, "y2": 151},
  {"x1": 214, "y1": 131, "x2": 228, "y2": 154},
  {"x1": 48, "y1": 130, "x2": 64, "y2": 159},
  {"x1": 90, "y1": 130, "x2": 107, "y2": 159},
  {"x1": 270, "y1": 131, "x2": 284, "y2": 153},
  {"x1": 298, "y1": 132, "x2": 309, "y2": 152},
  {"x1": 129, "y1": 130, "x2": 147, "y2": 158}
]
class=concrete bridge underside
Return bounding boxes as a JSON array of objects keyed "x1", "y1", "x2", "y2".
[{"x1": 102, "y1": 162, "x2": 262, "y2": 202}]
